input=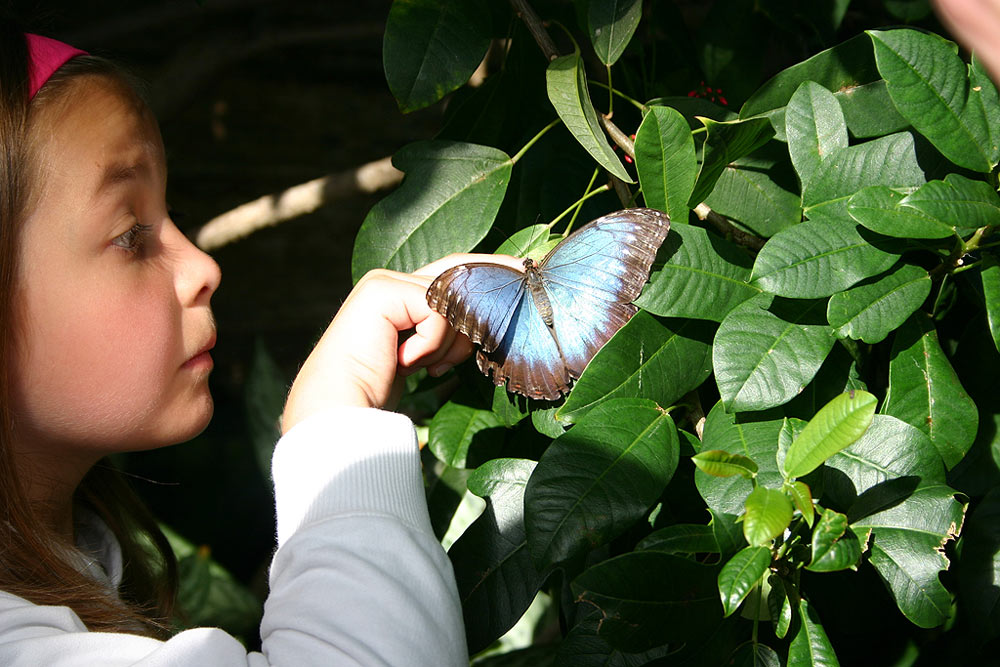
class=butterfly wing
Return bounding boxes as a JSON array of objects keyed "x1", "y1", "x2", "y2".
[
  {"x1": 426, "y1": 262, "x2": 571, "y2": 399},
  {"x1": 540, "y1": 208, "x2": 670, "y2": 376},
  {"x1": 426, "y1": 263, "x2": 525, "y2": 352}
]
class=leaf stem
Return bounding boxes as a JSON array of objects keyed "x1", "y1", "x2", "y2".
[
  {"x1": 550, "y1": 180, "x2": 611, "y2": 235},
  {"x1": 511, "y1": 118, "x2": 561, "y2": 163},
  {"x1": 590, "y1": 79, "x2": 646, "y2": 112},
  {"x1": 606, "y1": 64, "x2": 613, "y2": 116}
]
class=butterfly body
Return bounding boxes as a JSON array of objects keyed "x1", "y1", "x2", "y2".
[{"x1": 427, "y1": 208, "x2": 670, "y2": 400}]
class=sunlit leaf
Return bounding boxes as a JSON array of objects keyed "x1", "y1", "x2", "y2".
[
  {"x1": 718, "y1": 546, "x2": 771, "y2": 617},
  {"x1": 788, "y1": 598, "x2": 841, "y2": 666},
  {"x1": 635, "y1": 105, "x2": 697, "y2": 223},
  {"x1": 783, "y1": 390, "x2": 877, "y2": 479},
  {"x1": 692, "y1": 450, "x2": 759, "y2": 479},
  {"x1": 742, "y1": 486, "x2": 794, "y2": 547},
  {"x1": 827, "y1": 263, "x2": 932, "y2": 344}
]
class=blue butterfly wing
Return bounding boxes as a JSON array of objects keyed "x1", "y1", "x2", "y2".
[
  {"x1": 427, "y1": 262, "x2": 570, "y2": 399},
  {"x1": 426, "y1": 263, "x2": 525, "y2": 352},
  {"x1": 541, "y1": 208, "x2": 670, "y2": 376}
]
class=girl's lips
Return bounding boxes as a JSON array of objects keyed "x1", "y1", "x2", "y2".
[{"x1": 183, "y1": 333, "x2": 216, "y2": 369}]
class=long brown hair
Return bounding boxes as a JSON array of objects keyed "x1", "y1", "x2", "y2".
[{"x1": 0, "y1": 22, "x2": 178, "y2": 637}]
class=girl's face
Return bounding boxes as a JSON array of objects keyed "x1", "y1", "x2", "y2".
[{"x1": 12, "y1": 78, "x2": 221, "y2": 462}]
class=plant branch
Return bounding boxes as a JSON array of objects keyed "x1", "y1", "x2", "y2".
[
  {"x1": 599, "y1": 113, "x2": 635, "y2": 161},
  {"x1": 509, "y1": 0, "x2": 559, "y2": 61},
  {"x1": 693, "y1": 203, "x2": 765, "y2": 251}
]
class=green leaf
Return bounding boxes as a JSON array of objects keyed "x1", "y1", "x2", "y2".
[
  {"x1": 351, "y1": 140, "x2": 512, "y2": 281},
  {"x1": 783, "y1": 390, "x2": 877, "y2": 479},
  {"x1": 751, "y1": 218, "x2": 899, "y2": 299},
  {"x1": 427, "y1": 400, "x2": 504, "y2": 468},
  {"x1": 727, "y1": 642, "x2": 782, "y2": 667},
  {"x1": 588, "y1": 0, "x2": 642, "y2": 66},
  {"x1": 802, "y1": 132, "x2": 925, "y2": 224},
  {"x1": 558, "y1": 313, "x2": 713, "y2": 423},
  {"x1": 827, "y1": 263, "x2": 932, "y2": 344},
  {"x1": 784, "y1": 81, "x2": 848, "y2": 188},
  {"x1": 692, "y1": 450, "x2": 759, "y2": 479},
  {"x1": 634, "y1": 105, "x2": 697, "y2": 223},
  {"x1": 450, "y1": 458, "x2": 543, "y2": 653},
  {"x1": 494, "y1": 223, "x2": 552, "y2": 257},
  {"x1": 767, "y1": 576, "x2": 793, "y2": 639},
  {"x1": 853, "y1": 483, "x2": 965, "y2": 627},
  {"x1": 788, "y1": 598, "x2": 841, "y2": 666},
  {"x1": 556, "y1": 613, "x2": 674, "y2": 667},
  {"x1": 808, "y1": 508, "x2": 862, "y2": 572},
  {"x1": 382, "y1": 0, "x2": 491, "y2": 113},
  {"x1": 740, "y1": 33, "x2": 907, "y2": 140},
  {"x1": 824, "y1": 414, "x2": 945, "y2": 508},
  {"x1": 847, "y1": 186, "x2": 954, "y2": 239},
  {"x1": 637, "y1": 523, "x2": 719, "y2": 554},
  {"x1": 695, "y1": 403, "x2": 785, "y2": 516},
  {"x1": 869, "y1": 28, "x2": 999, "y2": 172},
  {"x1": 742, "y1": 486, "x2": 794, "y2": 546},
  {"x1": 884, "y1": 315, "x2": 979, "y2": 469},
  {"x1": 956, "y1": 487, "x2": 1000, "y2": 639},
  {"x1": 983, "y1": 257, "x2": 1000, "y2": 354},
  {"x1": 525, "y1": 399, "x2": 679, "y2": 569},
  {"x1": 899, "y1": 174, "x2": 1000, "y2": 236},
  {"x1": 636, "y1": 223, "x2": 761, "y2": 321},
  {"x1": 718, "y1": 546, "x2": 771, "y2": 617},
  {"x1": 546, "y1": 51, "x2": 633, "y2": 183},
  {"x1": 571, "y1": 551, "x2": 721, "y2": 652},
  {"x1": 690, "y1": 117, "x2": 774, "y2": 207},
  {"x1": 714, "y1": 296, "x2": 836, "y2": 412},
  {"x1": 787, "y1": 480, "x2": 815, "y2": 528}
]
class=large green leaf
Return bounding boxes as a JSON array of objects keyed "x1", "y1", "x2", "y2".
[
  {"x1": 869, "y1": 28, "x2": 999, "y2": 173},
  {"x1": 884, "y1": 315, "x2": 979, "y2": 469},
  {"x1": 847, "y1": 186, "x2": 954, "y2": 239},
  {"x1": 853, "y1": 483, "x2": 965, "y2": 628},
  {"x1": 690, "y1": 117, "x2": 774, "y2": 207},
  {"x1": 826, "y1": 263, "x2": 932, "y2": 344},
  {"x1": 350, "y1": 140, "x2": 512, "y2": 281},
  {"x1": 555, "y1": 613, "x2": 673, "y2": 667},
  {"x1": 898, "y1": 174, "x2": 1000, "y2": 236},
  {"x1": 740, "y1": 33, "x2": 907, "y2": 140},
  {"x1": 823, "y1": 414, "x2": 946, "y2": 508},
  {"x1": 714, "y1": 296, "x2": 836, "y2": 412},
  {"x1": 783, "y1": 390, "x2": 877, "y2": 479},
  {"x1": 383, "y1": 0, "x2": 491, "y2": 113},
  {"x1": 784, "y1": 81, "x2": 848, "y2": 188},
  {"x1": 742, "y1": 486, "x2": 793, "y2": 546},
  {"x1": 525, "y1": 399, "x2": 678, "y2": 569},
  {"x1": 983, "y1": 257, "x2": 1000, "y2": 354},
  {"x1": 571, "y1": 551, "x2": 721, "y2": 652},
  {"x1": 634, "y1": 105, "x2": 697, "y2": 223},
  {"x1": 546, "y1": 52, "x2": 633, "y2": 183},
  {"x1": 637, "y1": 523, "x2": 719, "y2": 554},
  {"x1": 695, "y1": 403, "x2": 785, "y2": 515},
  {"x1": 718, "y1": 546, "x2": 771, "y2": 617},
  {"x1": 802, "y1": 133, "x2": 925, "y2": 224},
  {"x1": 636, "y1": 223, "x2": 761, "y2": 321},
  {"x1": 558, "y1": 313, "x2": 713, "y2": 423},
  {"x1": 787, "y1": 598, "x2": 840, "y2": 666},
  {"x1": 449, "y1": 458, "x2": 542, "y2": 653},
  {"x1": 588, "y1": 0, "x2": 642, "y2": 66},
  {"x1": 750, "y1": 218, "x2": 898, "y2": 299},
  {"x1": 427, "y1": 400, "x2": 504, "y2": 468}
]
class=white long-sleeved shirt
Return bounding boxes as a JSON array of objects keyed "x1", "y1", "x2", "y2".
[{"x1": 0, "y1": 407, "x2": 469, "y2": 665}]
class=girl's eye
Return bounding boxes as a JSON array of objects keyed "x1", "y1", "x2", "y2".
[{"x1": 111, "y1": 222, "x2": 153, "y2": 252}]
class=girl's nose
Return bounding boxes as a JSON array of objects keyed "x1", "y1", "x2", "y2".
[{"x1": 174, "y1": 225, "x2": 222, "y2": 306}]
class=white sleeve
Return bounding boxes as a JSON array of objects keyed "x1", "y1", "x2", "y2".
[{"x1": 0, "y1": 407, "x2": 469, "y2": 666}]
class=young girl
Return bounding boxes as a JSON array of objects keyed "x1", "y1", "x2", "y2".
[{"x1": 0, "y1": 24, "x2": 491, "y2": 664}]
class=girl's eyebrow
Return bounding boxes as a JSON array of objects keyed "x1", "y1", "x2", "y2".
[{"x1": 93, "y1": 158, "x2": 152, "y2": 199}]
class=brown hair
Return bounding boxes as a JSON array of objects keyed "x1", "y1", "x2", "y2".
[{"x1": 0, "y1": 22, "x2": 178, "y2": 637}]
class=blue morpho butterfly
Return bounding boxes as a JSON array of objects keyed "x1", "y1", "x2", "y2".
[{"x1": 426, "y1": 208, "x2": 670, "y2": 400}]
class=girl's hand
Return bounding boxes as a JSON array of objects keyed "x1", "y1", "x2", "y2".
[{"x1": 280, "y1": 254, "x2": 522, "y2": 433}]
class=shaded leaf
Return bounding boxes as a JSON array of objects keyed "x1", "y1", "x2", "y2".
[
  {"x1": 525, "y1": 399, "x2": 679, "y2": 569},
  {"x1": 788, "y1": 598, "x2": 841, "y2": 666},
  {"x1": 383, "y1": 0, "x2": 492, "y2": 113},
  {"x1": 983, "y1": 257, "x2": 1000, "y2": 354},
  {"x1": 691, "y1": 117, "x2": 774, "y2": 207},
  {"x1": 428, "y1": 400, "x2": 504, "y2": 468},
  {"x1": 637, "y1": 523, "x2": 719, "y2": 554},
  {"x1": 588, "y1": 0, "x2": 643, "y2": 66}
]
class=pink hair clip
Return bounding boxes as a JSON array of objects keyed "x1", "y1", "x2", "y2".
[{"x1": 26, "y1": 33, "x2": 87, "y2": 100}]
